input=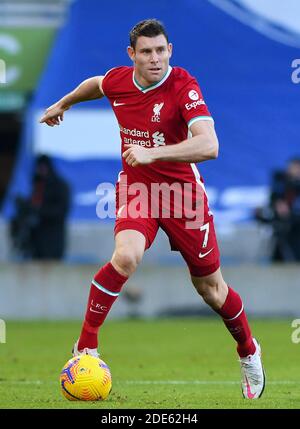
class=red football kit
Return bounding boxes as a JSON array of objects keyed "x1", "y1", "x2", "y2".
[
  {"x1": 102, "y1": 65, "x2": 220, "y2": 276},
  {"x1": 78, "y1": 67, "x2": 258, "y2": 369}
]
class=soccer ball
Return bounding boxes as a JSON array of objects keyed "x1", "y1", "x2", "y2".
[{"x1": 60, "y1": 355, "x2": 112, "y2": 401}]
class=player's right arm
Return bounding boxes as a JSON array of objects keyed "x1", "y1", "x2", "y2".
[{"x1": 39, "y1": 76, "x2": 105, "y2": 126}]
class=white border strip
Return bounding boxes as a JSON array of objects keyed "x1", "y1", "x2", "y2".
[
  {"x1": 223, "y1": 304, "x2": 244, "y2": 321},
  {"x1": 207, "y1": 0, "x2": 300, "y2": 48},
  {"x1": 92, "y1": 279, "x2": 120, "y2": 297},
  {"x1": 188, "y1": 116, "x2": 214, "y2": 128},
  {"x1": 190, "y1": 163, "x2": 207, "y2": 196},
  {"x1": 133, "y1": 66, "x2": 172, "y2": 93}
]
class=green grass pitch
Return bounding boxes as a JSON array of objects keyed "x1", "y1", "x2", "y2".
[{"x1": 0, "y1": 318, "x2": 299, "y2": 409}]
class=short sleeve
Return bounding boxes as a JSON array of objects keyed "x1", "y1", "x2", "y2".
[
  {"x1": 101, "y1": 68, "x2": 117, "y2": 98},
  {"x1": 101, "y1": 66, "x2": 131, "y2": 100},
  {"x1": 177, "y1": 78, "x2": 213, "y2": 128}
]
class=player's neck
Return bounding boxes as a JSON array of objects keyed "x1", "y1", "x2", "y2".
[{"x1": 133, "y1": 66, "x2": 171, "y2": 90}]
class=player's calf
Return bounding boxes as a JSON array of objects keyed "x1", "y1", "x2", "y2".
[{"x1": 77, "y1": 262, "x2": 128, "y2": 351}]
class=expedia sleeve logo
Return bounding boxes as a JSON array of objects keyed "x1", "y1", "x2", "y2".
[
  {"x1": 185, "y1": 89, "x2": 206, "y2": 110},
  {"x1": 188, "y1": 90, "x2": 199, "y2": 100}
]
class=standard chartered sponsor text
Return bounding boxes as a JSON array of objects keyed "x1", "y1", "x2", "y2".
[{"x1": 119, "y1": 124, "x2": 149, "y2": 138}]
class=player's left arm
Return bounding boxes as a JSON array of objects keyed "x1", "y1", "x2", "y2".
[
  {"x1": 152, "y1": 120, "x2": 218, "y2": 163},
  {"x1": 122, "y1": 120, "x2": 218, "y2": 166}
]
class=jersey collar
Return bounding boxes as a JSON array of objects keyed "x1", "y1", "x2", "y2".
[{"x1": 133, "y1": 66, "x2": 172, "y2": 93}]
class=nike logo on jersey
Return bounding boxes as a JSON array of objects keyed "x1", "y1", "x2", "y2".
[
  {"x1": 199, "y1": 248, "x2": 214, "y2": 258},
  {"x1": 113, "y1": 100, "x2": 126, "y2": 106}
]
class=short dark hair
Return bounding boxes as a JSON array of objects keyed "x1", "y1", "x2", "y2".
[{"x1": 129, "y1": 19, "x2": 169, "y2": 49}]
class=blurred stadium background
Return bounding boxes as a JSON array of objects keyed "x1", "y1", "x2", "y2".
[{"x1": 0, "y1": 0, "x2": 300, "y2": 321}]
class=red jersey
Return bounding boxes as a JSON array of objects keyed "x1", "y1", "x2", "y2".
[{"x1": 102, "y1": 66, "x2": 213, "y2": 188}]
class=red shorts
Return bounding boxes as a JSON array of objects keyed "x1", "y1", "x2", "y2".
[{"x1": 114, "y1": 187, "x2": 220, "y2": 278}]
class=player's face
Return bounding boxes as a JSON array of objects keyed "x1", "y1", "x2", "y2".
[{"x1": 128, "y1": 35, "x2": 172, "y2": 87}]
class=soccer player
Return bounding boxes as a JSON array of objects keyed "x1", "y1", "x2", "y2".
[{"x1": 40, "y1": 19, "x2": 265, "y2": 399}]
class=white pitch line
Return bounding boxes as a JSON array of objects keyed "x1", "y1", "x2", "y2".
[
  {"x1": 123, "y1": 380, "x2": 300, "y2": 385},
  {"x1": 2, "y1": 380, "x2": 300, "y2": 385}
]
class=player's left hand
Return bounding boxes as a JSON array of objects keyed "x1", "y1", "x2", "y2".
[{"x1": 122, "y1": 144, "x2": 156, "y2": 167}]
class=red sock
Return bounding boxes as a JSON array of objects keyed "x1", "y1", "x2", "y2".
[
  {"x1": 78, "y1": 262, "x2": 128, "y2": 350},
  {"x1": 217, "y1": 286, "x2": 256, "y2": 357}
]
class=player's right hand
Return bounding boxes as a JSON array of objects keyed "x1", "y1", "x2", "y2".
[{"x1": 39, "y1": 102, "x2": 69, "y2": 126}]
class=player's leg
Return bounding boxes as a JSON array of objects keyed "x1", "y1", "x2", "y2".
[
  {"x1": 191, "y1": 269, "x2": 265, "y2": 399},
  {"x1": 75, "y1": 229, "x2": 146, "y2": 354},
  {"x1": 191, "y1": 268, "x2": 255, "y2": 356},
  {"x1": 160, "y1": 214, "x2": 265, "y2": 399},
  {"x1": 111, "y1": 229, "x2": 146, "y2": 276},
  {"x1": 161, "y1": 215, "x2": 257, "y2": 356}
]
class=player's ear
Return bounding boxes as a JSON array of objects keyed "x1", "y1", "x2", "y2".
[
  {"x1": 168, "y1": 43, "x2": 173, "y2": 59},
  {"x1": 127, "y1": 46, "x2": 135, "y2": 62}
]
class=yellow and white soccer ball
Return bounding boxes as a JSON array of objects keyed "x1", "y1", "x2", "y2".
[{"x1": 60, "y1": 355, "x2": 112, "y2": 401}]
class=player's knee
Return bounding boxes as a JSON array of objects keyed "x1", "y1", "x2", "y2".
[
  {"x1": 201, "y1": 286, "x2": 221, "y2": 309},
  {"x1": 192, "y1": 277, "x2": 227, "y2": 310},
  {"x1": 111, "y1": 247, "x2": 142, "y2": 277}
]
